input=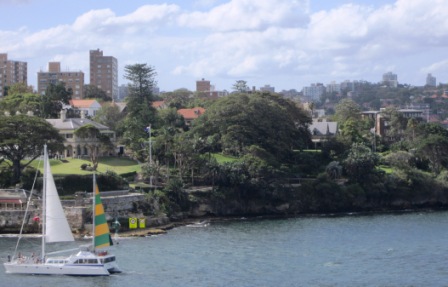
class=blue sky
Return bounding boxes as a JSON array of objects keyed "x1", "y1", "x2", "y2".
[{"x1": 1, "y1": 0, "x2": 447, "y2": 92}]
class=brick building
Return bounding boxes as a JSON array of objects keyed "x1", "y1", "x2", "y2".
[
  {"x1": 0, "y1": 53, "x2": 27, "y2": 98},
  {"x1": 90, "y1": 49, "x2": 118, "y2": 101},
  {"x1": 37, "y1": 62, "x2": 84, "y2": 98}
]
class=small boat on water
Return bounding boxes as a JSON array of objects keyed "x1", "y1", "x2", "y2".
[
  {"x1": 186, "y1": 220, "x2": 210, "y2": 228},
  {"x1": 3, "y1": 145, "x2": 121, "y2": 276}
]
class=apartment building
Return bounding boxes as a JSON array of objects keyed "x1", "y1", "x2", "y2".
[
  {"x1": 0, "y1": 53, "x2": 27, "y2": 98},
  {"x1": 37, "y1": 62, "x2": 84, "y2": 98},
  {"x1": 426, "y1": 73, "x2": 436, "y2": 87},
  {"x1": 302, "y1": 83, "x2": 325, "y2": 101},
  {"x1": 89, "y1": 49, "x2": 118, "y2": 101},
  {"x1": 260, "y1": 84, "x2": 275, "y2": 93},
  {"x1": 382, "y1": 72, "x2": 398, "y2": 88},
  {"x1": 196, "y1": 78, "x2": 211, "y2": 96}
]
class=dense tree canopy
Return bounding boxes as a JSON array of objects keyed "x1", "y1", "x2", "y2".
[
  {"x1": 41, "y1": 82, "x2": 72, "y2": 119},
  {"x1": 0, "y1": 115, "x2": 64, "y2": 183},
  {"x1": 189, "y1": 92, "x2": 312, "y2": 162},
  {"x1": 7, "y1": 83, "x2": 33, "y2": 95},
  {"x1": 332, "y1": 98, "x2": 361, "y2": 124},
  {"x1": 93, "y1": 102, "x2": 124, "y2": 133},
  {"x1": 0, "y1": 92, "x2": 42, "y2": 116},
  {"x1": 162, "y1": 88, "x2": 193, "y2": 109},
  {"x1": 232, "y1": 80, "x2": 249, "y2": 93},
  {"x1": 74, "y1": 124, "x2": 113, "y2": 170},
  {"x1": 343, "y1": 143, "x2": 379, "y2": 183},
  {"x1": 83, "y1": 84, "x2": 112, "y2": 101},
  {"x1": 413, "y1": 122, "x2": 448, "y2": 174}
]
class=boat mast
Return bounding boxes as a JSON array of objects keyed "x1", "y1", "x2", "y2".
[
  {"x1": 92, "y1": 172, "x2": 96, "y2": 251},
  {"x1": 42, "y1": 144, "x2": 47, "y2": 261}
]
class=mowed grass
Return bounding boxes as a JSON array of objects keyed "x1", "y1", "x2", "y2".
[
  {"x1": 212, "y1": 153, "x2": 239, "y2": 163},
  {"x1": 378, "y1": 165, "x2": 393, "y2": 174},
  {"x1": 27, "y1": 157, "x2": 141, "y2": 176}
]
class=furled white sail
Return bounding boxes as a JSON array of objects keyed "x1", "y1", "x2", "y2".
[{"x1": 44, "y1": 155, "x2": 74, "y2": 243}]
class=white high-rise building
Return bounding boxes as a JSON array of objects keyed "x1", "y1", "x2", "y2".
[
  {"x1": 382, "y1": 72, "x2": 398, "y2": 88},
  {"x1": 302, "y1": 83, "x2": 325, "y2": 101},
  {"x1": 426, "y1": 73, "x2": 436, "y2": 87}
]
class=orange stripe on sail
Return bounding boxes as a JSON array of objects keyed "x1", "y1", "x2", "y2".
[
  {"x1": 95, "y1": 204, "x2": 105, "y2": 215},
  {"x1": 95, "y1": 223, "x2": 110, "y2": 236}
]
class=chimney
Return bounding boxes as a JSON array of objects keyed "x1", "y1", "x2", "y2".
[{"x1": 60, "y1": 109, "x2": 67, "y2": 121}]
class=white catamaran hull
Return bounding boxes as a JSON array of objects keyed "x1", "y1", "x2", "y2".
[
  {"x1": 4, "y1": 262, "x2": 111, "y2": 276},
  {"x1": 4, "y1": 250, "x2": 121, "y2": 276}
]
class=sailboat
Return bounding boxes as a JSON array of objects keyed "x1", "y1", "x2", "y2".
[{"x1": 3, "y1": 145, "x2": 121, "y2": 276}]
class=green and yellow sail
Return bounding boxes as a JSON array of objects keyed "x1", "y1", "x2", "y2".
[{"x1": 94, "y1": 184, "x2": 111, "y2": 249}]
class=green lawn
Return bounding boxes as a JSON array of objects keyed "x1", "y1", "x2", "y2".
[
  {"x1": 378, "y1": 165, "x2": 393, "y2": 174},
  {"x1": 212, "y1": 153, "x2": 239, "y2": 163},
  {"x1": 27, "y1": 157, "x2": 141, "y2": 176}
]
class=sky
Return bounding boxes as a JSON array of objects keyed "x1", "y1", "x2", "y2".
[{"x1": 1, "y1": 0, "x2": 447, "y2": 92}]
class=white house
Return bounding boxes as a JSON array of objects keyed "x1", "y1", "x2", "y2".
[
  {"x1": 69, "y1": 99, "x2": 102, "y2": 117},
  {"x1": 46, "y1": 110, "x2": 116, "y2": 158}
]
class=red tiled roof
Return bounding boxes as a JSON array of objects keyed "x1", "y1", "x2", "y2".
[
  {"x1": 177, "y1": 107, "x2": 206, "y2": 120},
  {"x1": 152, "y1": 101, "x2": 165, "y2": 108},
  {"x1": 69, "y1": 99, "x2": 96, "y2": 108}
]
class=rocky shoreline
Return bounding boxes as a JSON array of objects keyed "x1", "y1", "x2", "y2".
[{"x1": 3, "y1": 208, "x2": 447, "y2": 239}]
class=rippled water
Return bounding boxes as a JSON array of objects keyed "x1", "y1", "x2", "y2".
[{"x1": 2, "y1": 211, "x2": 448, "y2": 286}]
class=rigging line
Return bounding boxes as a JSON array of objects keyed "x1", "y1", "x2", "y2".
[{"x1": 12, "y1": 152, "x2": 43, "y2": 260}]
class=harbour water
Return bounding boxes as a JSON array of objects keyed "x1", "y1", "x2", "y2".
[{"x1": 1, "y1": 211, "x2": 448, "y2": 286}]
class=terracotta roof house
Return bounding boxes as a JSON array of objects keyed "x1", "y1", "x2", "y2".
[
  {"x1": 69, "y1": 99, "x2": 102, "y2": 117},
  {"x1": 46, "y1": 110, "x2": 116, "y2": 158},
  {"x1": 177, "y1": 107, "x2": 206, "y2": 125},
  {"x1": 152, "y1": 101, "x2": 167, "y2": 109}
]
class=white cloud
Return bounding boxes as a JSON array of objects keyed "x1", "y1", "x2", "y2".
[
  {"x1": 421, "y1": 60, "x2": 448, "y2": 74},
  {"x1": 73, "y1": 9, "x2": 116, "y2": 32},
  {"x1": 105, "y1": 4, "x2": 180, "y2": 26},
  {"x1": 0, "y1": 0, "x2": 31, "y2": 4},
  {"x1": 178, "y1": 0, "x2": 309, "y2": 31}
]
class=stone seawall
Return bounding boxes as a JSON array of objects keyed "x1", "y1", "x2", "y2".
[
  {"x1": 0, "y1": 210, "x2": 31, "y2": 229},
  {"x1": 0, "y1": 192, "x2": 145, "y2": 233}
]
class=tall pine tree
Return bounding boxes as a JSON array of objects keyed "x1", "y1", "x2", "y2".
[{"x1": 122, "y1": 64, "x2": 158, "y2": 160}]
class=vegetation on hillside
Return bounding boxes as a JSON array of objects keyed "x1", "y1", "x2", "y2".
[{"x1": 2, "y1": 74, "x2": 448, "y2": 217}]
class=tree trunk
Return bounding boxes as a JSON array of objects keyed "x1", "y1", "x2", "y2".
[{"x1": 12, "y1": 159, "x2": 21, "y2": 184}]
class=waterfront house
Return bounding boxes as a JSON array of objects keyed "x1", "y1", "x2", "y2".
[{"x1": 46, "y1": 110, "x2": 116, "y2": 158}]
